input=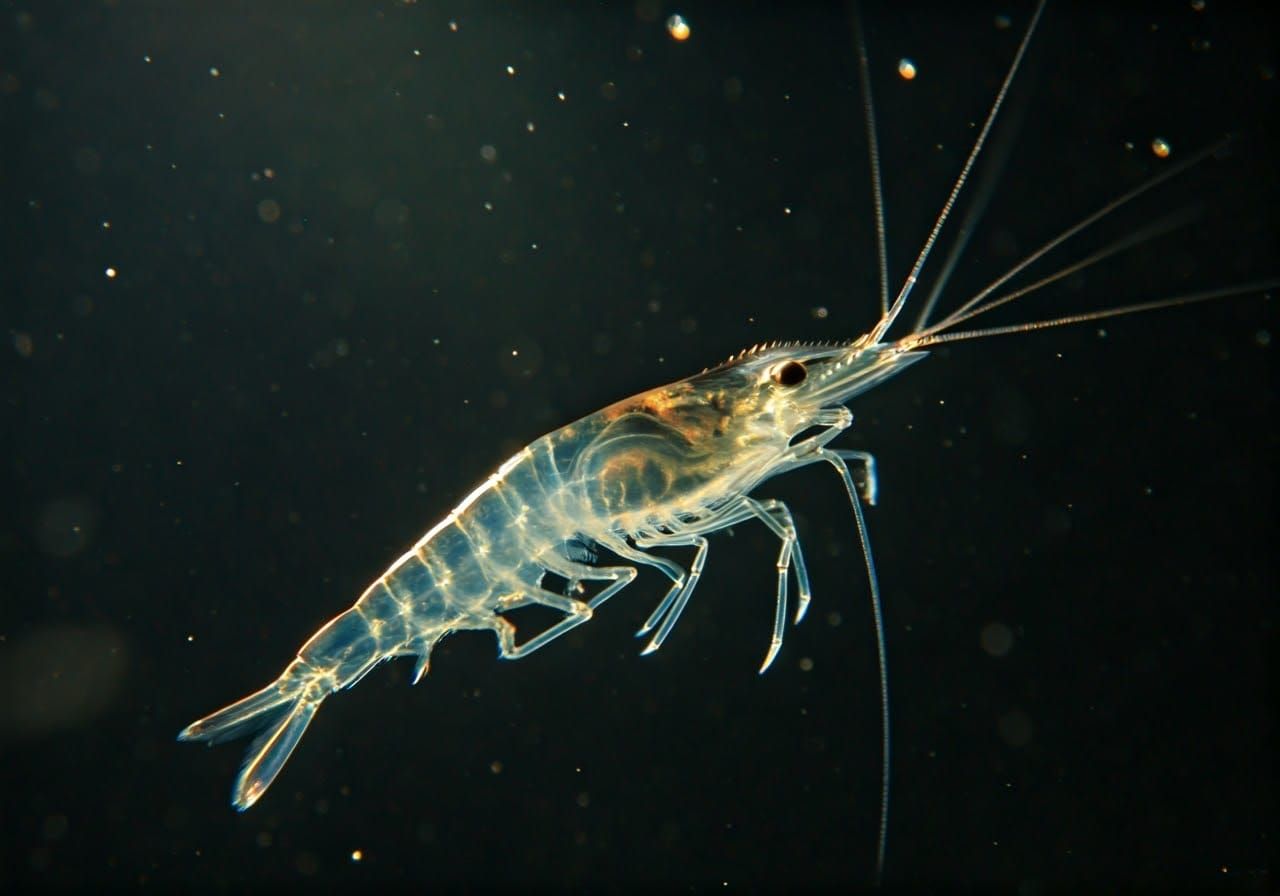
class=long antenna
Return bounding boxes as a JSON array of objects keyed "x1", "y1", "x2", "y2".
[
  {"x1": 922, "y1": 135, "x2": 1233, "y2": 338},
  {"x1": 821, "y1": 447, "x2": 891, "y2": 885},
  {"x1": 932, "y1": 204, "x2": 1203, "y2": 333},
  {"x1": 910, "y1": 66, "x2": 1031, "y2": 332},
  {"x1": 904, "y1": 279, "x2": 1280, "y2": 348},
  {"x1": 867, "y1": 0, "x2": 1046, "y2": 346},
  {"x1": 850, "y1": 4, "x2": 890, "y2": 317}
]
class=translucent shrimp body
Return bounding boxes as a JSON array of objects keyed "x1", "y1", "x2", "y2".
[{"x1": 178, "y1": 338, "x2": 921, "y2": 811}]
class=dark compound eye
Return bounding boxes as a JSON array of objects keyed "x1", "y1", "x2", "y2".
[{"x1": 772, "y1": 360, "x2": 807, "y2": 387}]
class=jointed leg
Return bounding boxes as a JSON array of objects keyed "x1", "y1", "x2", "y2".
[
  {"x1": 630, "y1": 499, "x2": 762, "y2": 645},
  {"x1": 751, "y1": 498, "x2": 813, "y2": 624},
  {"x1": 634, "y1": 534, "x2": 709, "y2": 656},
  {"x1": 597, "y1": 535, "x2": 690, "y2": 629},
  {"x1": 541, "y1": 551, "x2": 641, "y2": 612},
  {"x1": 628, "y1": 496, "x2": 814, "y2": 669},
  {"x1": 741, "y1": 497, "x2": 813, "y2": 672},
  {"x1": 496, "y1": 587, "x2": 594, "y2": 659},
  {"x1": 495, "y1": 556, "x2": 639, "y2": 660}
]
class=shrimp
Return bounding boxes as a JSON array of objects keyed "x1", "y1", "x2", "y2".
[
  {"x1": 179, "y1": 1, "x2": 1275, "y2": 880},
  {"x1": 177, "y1": 338, "x2": 917, "y2": 810}
]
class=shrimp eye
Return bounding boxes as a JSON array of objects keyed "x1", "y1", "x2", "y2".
[{"x1": 772, "y1": 360, "x2": 807, "y2": 387}]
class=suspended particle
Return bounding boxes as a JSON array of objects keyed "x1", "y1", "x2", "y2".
[
  {"x1": 897, "y1": 58, "x2": 917, "y2": 80},
  {"x1": 997, "y1": 710, "x2": 1033, "y2": 747},
  {"x1": 667, "y1": 14, "x2": 691, "y2": 42},
  {"x1": 1151, "y1": 137, "x2": 1171, "y2": 159},
  {"x1": 104, "y1": 266, "x2": 117, "y2": 279}
]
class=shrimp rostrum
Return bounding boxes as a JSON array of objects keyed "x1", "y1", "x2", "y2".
[{"x1": 178, "y1": 334, "x2": 920, "y2": 811}]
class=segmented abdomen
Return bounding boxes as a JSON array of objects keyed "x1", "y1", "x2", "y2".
[{"x1": 359, "y1": 430, "x2": 599, "y2": 637}]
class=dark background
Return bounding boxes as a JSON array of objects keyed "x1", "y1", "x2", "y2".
[{"x1": 2, "y1": 1, "x2": 1274, "y2": 891}]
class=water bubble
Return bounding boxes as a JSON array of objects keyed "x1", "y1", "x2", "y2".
[
  {"x1": 256, "y1": 198, "x2": 281, "y2": 223},
  {"x1": 997, "y1": 709, "x2": 1033, "y2": 747},
  {"x1": 980, "y1": 621, "x2": 1014, "y2": 657},
  {"x1": 0, "y1": 625, "x2": 128, "y2": 737}
]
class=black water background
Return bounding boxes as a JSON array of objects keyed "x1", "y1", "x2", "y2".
[{"x1": 2, "y1": 2, "x2": 1275, "y2": 890}]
